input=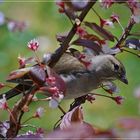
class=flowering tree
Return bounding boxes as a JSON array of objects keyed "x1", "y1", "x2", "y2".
[{"x1": 0, "y1": 0, "x2": 140, "y2": 139}]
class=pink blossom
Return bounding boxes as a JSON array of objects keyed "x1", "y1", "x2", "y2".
[
  {"x1": 40, "y1": 74, "x2": 65, "y2": 97},
  {"x1": 46, "y1": 86, "x2": 60, "y2": 97},
  {"x1": 100, "y1": 18, "x2": 114, "y2": 28},
  {"x1": 46, "y1": 76, "x2": 56, "y2": 85},
  {"x1": 18, "y1": 55, "x2": 26, "y2": 68},
  {"x1": 0, "y1": 95, "x2": 8, "y2": 110},
  {"x1": 36, "y1": 127, "x2": 44, "y2": 134},
  {"x1": 49, "y1": 94, "x2": 64, "y2": 108},
  {"x1": 34, "y1": 107, "x2": 45, "y2": 118},
  {"x1": 100, "y1": 0, "x2": 114, "y2": 9},
  {"x1": 18, "y1": 56, "x2": 35, "y2": 68},
  {"x1": 85, "y1": 94, "x2": 95, "y2": 103},
  {"x1": 127, "y1": 0, "x2": 139, "y2": 11},
  {"x1": 56, "y1": 2, "x2": 65, "y2": 13},
  {"x1": 127, "y1": 0, "x2": 140, "y2": 23},
  {"x1": 131, "y1": 7, "x2": 140, "y2": 23},
  {"x1": 110, "y1": 14, "x2": 119, "y2": 23},
  {"x1": 44, "y1": 67, "x2": 66, "y2": 97},
  {"x1": 49, "y1": 98, "x2": 59, "y2": 108},
  {"x1": 27, "y1": 39, "x2": 39, "y2": 51}
]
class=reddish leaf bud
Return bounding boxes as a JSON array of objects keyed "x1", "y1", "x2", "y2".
[{"x1": 112, "y1": 96, "x2": 124, "y2": 105}]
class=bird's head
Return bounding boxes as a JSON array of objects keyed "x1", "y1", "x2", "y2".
[{"x1": 91, "y1": 55, "x2": 128, "y2": 84}]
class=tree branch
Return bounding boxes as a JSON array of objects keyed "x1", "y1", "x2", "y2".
[
  {"x1": 6, "y1": 85, "x2": 38, "y2": 138},
  {"x1": 113, "y1": 19, "x2": 135, "y2": 48}
]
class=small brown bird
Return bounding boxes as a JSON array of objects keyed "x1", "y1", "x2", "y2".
[
  {"x1": 0, "y1": 53, "x2": 128, "y2": 100},
  {"x1": 54, "y1": 53, "x2": 128, "y2": 99}
]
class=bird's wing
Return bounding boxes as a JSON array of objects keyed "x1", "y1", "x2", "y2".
[
  {"x1": 53, "y1": 53, "x2": 86, "y2": 74},
  {"x1": 6, "y1": 53, "x2": 86, "y2": 84}
]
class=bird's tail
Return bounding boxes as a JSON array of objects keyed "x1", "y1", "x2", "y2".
[{"x1": 0, "y1": 84, "x2": 32, "y2": 100}]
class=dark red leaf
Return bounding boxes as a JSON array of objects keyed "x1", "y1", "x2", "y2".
[
  {"x1": 56, "y1": 34, "x2": 67, "y2": 43},
  {"x1": 76, "y1": 26, "x2": 87, "y2": 38},
  {"x1": 102, "y1": 43, "x2": 121, "y2": 55},
  {"x1": 47, "y1": 122, "x2": 117, "y2": 139},
  {"x1": 68, "y1": 48, "x2": 81, "y2": 57},
  {"x1": 47, "y1": 123, "x2": 95, "y2": 139},
  {"x1": 60, "y1": 106, "x2": 83, "y2": 129},
  {"x1": 42, "y1": 53, "x2": 52, "y2": 65},
  {"x1": 125, "y1": 38, "x2": 140, "y2": 50},
  {"x1": 72, "y1": 38, "x2": 103, "y2": 55},
  {"x1": 83, "y1": 34, "x2": 104, "y2": 44},
  {"x1": 7, "y1": 67, "x2": 31, "y2": 81},
  {"x1": 85, "y1": 22, "x2": 115, "y2": 42},
  {"x1": 0, "y1": 121, "x2": 9, "y2": 138},
  {"x1": 18, "y1": 56, "x2": 35, "y2": 68},
  {"x1": 29, "y1": 65, "x2": 46, "y2": 86}
]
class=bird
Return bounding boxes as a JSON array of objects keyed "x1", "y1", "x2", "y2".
[
  {"x1": 54, "y1": 53, "x2": 128, "y2": 99},
  {"x1": 0, "y1": 53, "x2": 128, "y2": 100}
]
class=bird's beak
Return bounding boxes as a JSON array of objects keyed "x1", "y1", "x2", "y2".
[{"x1": 120, "y1": 75, "x2": 128, "y2": 84}]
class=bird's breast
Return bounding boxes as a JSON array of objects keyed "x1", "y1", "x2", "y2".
[{"x1": 60, "y1": 71, "x2": 101, "y2": 99}]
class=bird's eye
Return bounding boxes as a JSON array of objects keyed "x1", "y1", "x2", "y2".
[{"x1": 114, "y1": 64, "x2": 119, "y2": 71}]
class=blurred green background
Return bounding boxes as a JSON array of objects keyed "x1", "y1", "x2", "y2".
[{"x1": 0, "y1": 1, "x2": 140, "y2": 132}]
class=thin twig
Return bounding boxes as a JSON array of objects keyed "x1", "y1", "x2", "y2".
[
  {"x1": 113, "y1": 19, "x2": 135, "y2": 48},
  {"x1": 21, "y1": 124, "x2": 38, "y2": 129},
  {"x1": 117, "y1": 19, "x2": 125, "y2": 32},
  {"x1": 92, "y1": 93, "x2": 113, "y2": 99},
  {"x1": 129, "y1": 32, "x2": 140, "y2": 37},
  {"x1": 58, "y1": 105, "x2": 66, "y2": 115},
  {"x1": 91, "y1": 7, "x2": 102, "y2": 19},
  {"x1": 121, "y1": 48, "x2": 140, "y2": 58},
  {"x1": 22, "y1": 116, "x2": 34, "y2": 125},
  {"x1": 18, "y1": 111, "x2": 24, "y2": 128}
]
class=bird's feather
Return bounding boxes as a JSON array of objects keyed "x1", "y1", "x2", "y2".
[{"x1": 54, "y1": 53, "x2": 86, "y2": 74}]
